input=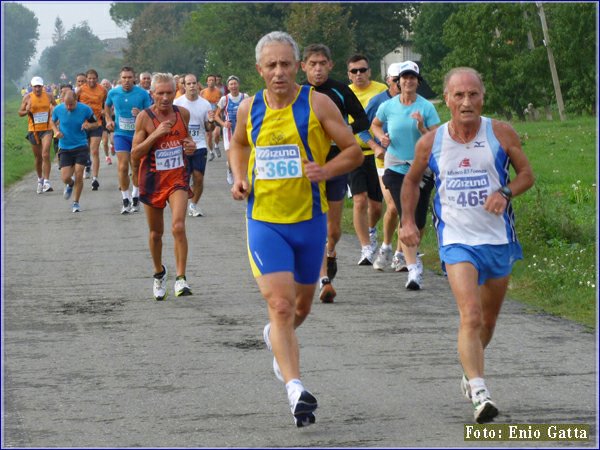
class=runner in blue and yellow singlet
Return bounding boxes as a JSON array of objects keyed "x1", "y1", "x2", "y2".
[{"x1": 228, "y1": 31, "x2": 363, "y2": 428}]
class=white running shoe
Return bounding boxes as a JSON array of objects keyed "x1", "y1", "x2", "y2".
[
  {"x1": 208, "y1": 150, "x2": 215, "y2": 161},
  {"x1": 121, "y1": 198, "x2": 132, "y2": 214},
  {"x1": 153, "y1": 266, "x2": 168, "y2": 301},
  {"x1": 262, "y1": 323, "x2": 284, "y2": 382},
  {"x1": 131, "y1": 197, "x2": 140, "y2": 213},
  {"x1": 357, "y1": 245, "x2": 374, "y2": 266},
  {"x1": 461, "y1": 374, "x2": 472, "y2": 400},
  {"x1": 42, "y1": 182, "x2": 53, "y2": 193},
  {"x1": 188, "y1": 203, "x2": 204, "y2": 217},
  {"x1": 63, "y1": 184, "x2": 73, "y2": 200},
  {"x1": 72, "y1": 202, "x2": 81, "y2": 213},
  {"x1": 174, "y1": 277, "x2": 192, "y2": 297},
  {"x1": 36, "y1": 182, "x2": 43, "y2": 194},
  {"x1": 289, "y1": 390, "x2": 318, "y2": 428},
  {"x1": 472, "y1": 388, "x2": 499, "y2": 423},
  {"x1": 405, "y1": 266, "x2": 422, "y2": 290},
  {"x1": 226, "y1": 168, "x2": 234, "y2": 185},
  {"x1": 373, "y1": 246, "x2": 392, "y2": 271},
  {"x1": 391, "y1": 252, "x2": 408, "y2": 272}
]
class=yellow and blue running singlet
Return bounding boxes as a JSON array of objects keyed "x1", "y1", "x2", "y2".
[
  {"x1": 245, "y1": 85, "x2": 330, "y2": 283},
  {"x1": 246, "y1": 85, "x2": 330, "y2": 223}
]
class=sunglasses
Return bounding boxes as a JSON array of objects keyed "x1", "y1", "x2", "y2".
[{"x1": 349, "y1": 67, "x2": 369, "y2": 74}]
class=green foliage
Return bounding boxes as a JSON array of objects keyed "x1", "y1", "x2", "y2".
[
  {"x1": 2, "y1": 99, "x2": 35, "y2": 188},
  {"x1": 52, "y1": 17, "x2": 65, "y2": 44},
  {"x1": 414, "y1": 3, "x2": 596, "y2": 118},
  {"x1": 545, "y1": 3, "x2": 597, "y2": 115},
  {"x1": 3, "y1": 3, "x2": 39, "y2": 82},
  {"x1": 124, "y1": 4, "x2": 203, "y2": 75},
  {"x1": 286, "y1": 3, "x2": 355, "y2": 82},
  {"x1": 39, "y1": 22, "x2": 105, "y2": 83},
  {"x1": 343, "y1": 3, "x2": 418, "y2": 67},
  {"x1": 184, "y1": 3, "x2": 287, "y2": 93},
  {"x1": 412, "y1": 3, "x2": 460, "y2": 73},
  {"x1": 109, "y1": 2, "x2": 148, "y2": 27}
]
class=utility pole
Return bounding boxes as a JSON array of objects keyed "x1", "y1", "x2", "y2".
[{"x1": 536, "y1": 2, "x2": 566, "y2": 121}]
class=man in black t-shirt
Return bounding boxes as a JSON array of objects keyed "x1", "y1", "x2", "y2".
[{"x1": 301, "y1": 43, "x2": 370, "y2": 303}]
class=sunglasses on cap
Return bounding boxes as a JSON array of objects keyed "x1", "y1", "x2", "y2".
[{"x1": 349, "y1": 67, "x2": 369, "y2": 74}]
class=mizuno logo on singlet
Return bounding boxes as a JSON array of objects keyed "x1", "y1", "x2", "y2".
[
  {"x1": 446, "y1": 175, "x2": 490, "y2": 190},
  {"x1": 474, "y1": 141, "x2": 485, "y2": 148},
  {"x1": 256, "y1": 147, "x2": 300, "y2": 160}
]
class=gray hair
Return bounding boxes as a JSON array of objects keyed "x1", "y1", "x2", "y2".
[
  {"x1": 150, "y1": 72, "x2": 176, "y2": 92},
  {"x1": 443, "y1": 67, "x2": 486, "y2": 95},
  {"x1": 255, "y1": 31, "x2": 300, "y2": 64}
]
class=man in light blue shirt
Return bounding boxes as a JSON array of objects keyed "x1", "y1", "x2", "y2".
[{"x1": 51, "y1": 90, "x2": 98, "y2": 213}]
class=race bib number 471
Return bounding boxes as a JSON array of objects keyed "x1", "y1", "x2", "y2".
[
  {"x1": 155, "y1": 146, "x2": 184, "y2": 171},
  {"x1": 255, "y1": 145, "x2": 302, "y2": 180}
]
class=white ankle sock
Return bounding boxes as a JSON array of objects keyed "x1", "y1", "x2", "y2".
[
  {"x1": 132, "y1": 186, "x2": 139, "y2": 198},
  {"x1": 469, "y1": 377, "x2": 487, "y2": 394},
  {"x1": 286, "y1": 379, "x2": 304, "y2": 404}
]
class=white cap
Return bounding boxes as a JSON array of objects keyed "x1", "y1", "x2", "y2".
[
  {"x1": 397, "y1": 61, "x2": 421, "y2": 79},
  {"x1": 387, "y1": 63, "x2": 403, "y2": 78},
  {"x1": 31, "y1": 76, "x2": 44, "y2": 86}
]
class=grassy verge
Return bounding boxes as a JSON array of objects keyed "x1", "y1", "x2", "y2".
[
  {"x1": 345, "y1": 114, "x2": 597, "y2": 329},
  {"x1": 2, "y1": 97, "x2": 34, "y2": 188}
]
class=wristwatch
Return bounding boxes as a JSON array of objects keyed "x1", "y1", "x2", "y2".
[{"x1": 497, "y1": 185, "x2": 512, "y2": 200}]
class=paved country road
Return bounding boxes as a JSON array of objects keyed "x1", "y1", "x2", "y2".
[{"x1": 2, "y1": 153, "x2": 597, "y2": 447}]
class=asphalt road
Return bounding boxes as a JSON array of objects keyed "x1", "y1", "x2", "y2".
[{"x1": 2, "y1": 149, "x2": 597, "y2": 448}]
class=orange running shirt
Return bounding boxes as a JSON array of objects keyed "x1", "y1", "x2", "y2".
[{"x1": 77, "y1": 84, "x2": 107, "y2": 125}]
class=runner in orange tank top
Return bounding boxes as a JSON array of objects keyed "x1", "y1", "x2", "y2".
[
  {"x1": 18, "y1": 76, "x2": 57, "y2": 193},
  {"x1": 200, "y1": 74, "x2": 223, "y2": 160},
  {"x1": 131, "y1": 73, "x2": 197, "y2": 301},
  {"x1": 77, "y1": 69, "x2": 107, "y2": 190}
]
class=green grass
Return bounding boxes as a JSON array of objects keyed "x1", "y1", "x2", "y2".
[
  {"x1": 346, "y1": 113, "x2": 597, "y2": 329},
  {"x1": 2, "y1": 97, "x2": 34, "y2": 188}
]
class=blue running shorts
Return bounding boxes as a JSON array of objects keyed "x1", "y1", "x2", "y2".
[
  {"x1": 247, "y1": 215, "x2": 327, "y2": 284},
  {"x1": 114, "y1": 134, "x2": 133, "y2": 153},
  {"x1": 439, "y1": 242, "x2": 523, "y2": 285}
]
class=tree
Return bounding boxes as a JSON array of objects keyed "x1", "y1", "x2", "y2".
[
  {"x1": 285, "y1": 3, "x2": 355, "y2": 82},
  {"x1": 124, "y1": 4, "x2": 203, "y2": 75},
  {"x1": 440, "y1": 3, "x2": 554, "y2": 120},
  {"x1": 39, "y1": 22, "x2": 104, "y2": 83},
  {"x1": 343, "y1": 3, "x2": 418, "y2": 72},
  {"x1": 184, "y1": 3, "x2": 287, "y2": 92},
  {"x1": 412, "y1": 3, "x2": 460, "y2": 73},
  {"x1": 52, "y1": 17, "x2": 65, "y2": 44},
  {"x1": 109, "y1": 2, "x2": 148, "y2": 27},
  {"x1": 3, "y1": 2, "x2": 39, "y2": 83},
  {"x1": 544, "y1": 3, "x2": 596, "y2": 114}
]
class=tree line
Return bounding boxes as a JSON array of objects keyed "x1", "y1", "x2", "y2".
[{"x1": 4, "y1": 2, "x2": 596, "y2": 118}]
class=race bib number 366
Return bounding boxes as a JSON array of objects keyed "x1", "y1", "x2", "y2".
[
  {"x1": 255, "y1": 145, "x2": 302, "y2": 180},
  {"x1": 155, "y1": 146, "x2": 184, "y2": 171}
]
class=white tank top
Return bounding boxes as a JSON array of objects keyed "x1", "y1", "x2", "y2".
[{"x1": 430, "y1": 117, "x2": 519, "y2": 247}]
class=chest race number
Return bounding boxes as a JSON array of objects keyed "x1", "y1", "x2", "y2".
[
  {"x1": 456, "y1": 189, "x2": 488, "y2": 207},
  {"x1": 264, "y1": 160, "x2": 300, "y2": 178}
]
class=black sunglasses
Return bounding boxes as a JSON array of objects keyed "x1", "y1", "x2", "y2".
[{"x1": 349, "y1": 67, "x2": 369, "y2": 74}]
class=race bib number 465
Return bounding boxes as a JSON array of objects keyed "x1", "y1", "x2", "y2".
[
  {"x1": 255, "y1": 144, "x2": 302, "y2": 180},
  {"x1": 155, "y1": 146, "x2": 184, "y2": 171}
]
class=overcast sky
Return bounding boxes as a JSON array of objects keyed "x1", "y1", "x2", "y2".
[{"x1": 18, "y1": 1, "x2": 129, "y2": 60}]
